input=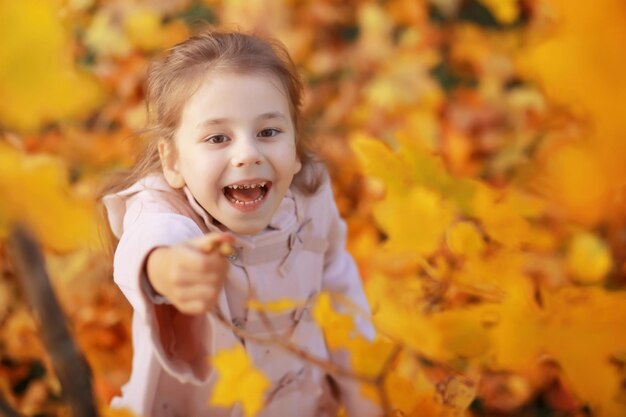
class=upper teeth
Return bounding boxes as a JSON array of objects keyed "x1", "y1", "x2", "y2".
[{"x1": 226, "y1": 182, "x2": 267, "y2": 190}]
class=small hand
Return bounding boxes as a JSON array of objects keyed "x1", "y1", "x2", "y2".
[{"x1": 146, "y1": 233, "x2": 234, "y2": 315}]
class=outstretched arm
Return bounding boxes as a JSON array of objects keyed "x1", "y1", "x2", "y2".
[{"x1": 112, "y1": 200, "x2": 225, "y2": 384}]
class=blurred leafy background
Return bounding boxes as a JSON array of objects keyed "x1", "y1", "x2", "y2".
[{"x1": 1, "y1": 0, "x2": 626, "y2": 416}]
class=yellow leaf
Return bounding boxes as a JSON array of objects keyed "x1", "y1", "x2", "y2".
[
  {"x1": 312, "y1": 292, "x2": 355, "y2": 349},
  {"x1": 435, "y1": 308, "x2": 492, "y2": 359},
  {"x1": 349, "y1": 337, "x2": 395, "y2": 378},
  {"x1": 374, "y1": 186, "x2": 454, "y2": 256},
  {"x1": 396, "y1": 131, "x2": 478, "y2": 215},
  {"x1": 477, "y1": 0, "x2": 519, "y2": 24},
  {"x1": 384, "y1": 372, "x2": 424, "y2": 414},
  {"x1": 520, "y1": 0, "x2": 626, "y2": 134},
  {"x1": 352, "y1": 133, "x2": 476, "y2": 215},
  {"x1": 452, "y1": 250, "x2": 525, "y2": 300},
  {"x1": 473, "y1": 185, "x2": 531, "y2": 248},
  {"x1": 382, "y1": 352, "x2": 437, "y2": 415},
  {"x1": 566, "y1": 232, "x2": 612, "y2": 284},
  {"x1": 0, "y1": 144, "x2": 99, "y2": 251},
  {"x1": 210, "y1": 345, "x2": 270, "y2": 417},
  {"x1": 350, "y1": 133, "x2": 412, "y2": 195},
  {"x1": 247, "y1": 298, "x2": 298, "y2": 313},
  {"x1": 520, "y1": 0, "x2": 626, "y2": 225},
  {"x1": 365, "y1": 274, "x2": 440, "y2": 357},
  {"x1": 0, "y1": 0, "x2": 103, "y2": 131},
  {"x1": 540, "y1": 287, "x2": 626, "y2": 416}
]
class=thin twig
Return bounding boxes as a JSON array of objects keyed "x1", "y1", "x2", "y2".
[
  {"x1": 8, "y1": 226, "x2": 98, "y2": 417},
  {"x1": 211, "y1": 311, "x2": 377, "y2": 384},
  {"x1": 374, "y1": 344, "x2": 403, "y2": 416}
]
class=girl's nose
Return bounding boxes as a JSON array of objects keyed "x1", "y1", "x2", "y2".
[{"x1": 230, "y1": 137, "x2": 263, "y2": 167}]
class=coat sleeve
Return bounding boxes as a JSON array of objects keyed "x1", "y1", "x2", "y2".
[
  {"x1": 106, "y1": 191, "x2": 213, "y2": 384},
  {"x1": 318, "y1": 179, "x2": 382, "y2": 417}
]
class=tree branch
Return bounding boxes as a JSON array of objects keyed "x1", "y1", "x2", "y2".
[{"x1": 8, "y1": 226, "x2": 98, "y2": 417}]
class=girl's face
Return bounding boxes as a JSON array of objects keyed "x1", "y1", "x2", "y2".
[{"x1": 161, "y1": 70, "x2": 302, "y2": 235}]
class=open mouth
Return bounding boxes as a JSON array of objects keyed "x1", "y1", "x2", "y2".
[{"x1": 223, "y1": 181, "x2": 271, "y2": 206}]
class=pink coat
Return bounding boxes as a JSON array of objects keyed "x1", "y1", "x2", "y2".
[{"x1": 103, "y1": 173, "x2": 381, "y2": 417}]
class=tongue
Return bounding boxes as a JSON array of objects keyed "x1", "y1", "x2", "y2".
[{"x1": 226, "y1": 187, "x2": 263, "y2": 202}]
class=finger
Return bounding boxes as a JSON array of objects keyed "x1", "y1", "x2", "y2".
[
  {"x1": 186, "y1": 233, "x2": 234, "y2": 254},
  {"x1": 174, "y1": 269, "x2": 227, "y2": 289},
  {"x1": 175, "y1": 246, "x2": 229, "y2": 275},
  {"x1": 176, "y1": 285, "x2": 221, "y2": 304},
  {"x1": 175, "y1": 300, "x2": 210, "y2": 315}
]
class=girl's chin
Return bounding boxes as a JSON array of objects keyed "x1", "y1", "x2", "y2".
[
  {"x1": 223, "y1": 222, "x2": 268, "y2": 236},
  {"x1": 215, "y1": 212, "x2": 271, "y2": 235}
]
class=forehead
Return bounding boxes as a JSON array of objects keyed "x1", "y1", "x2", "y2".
[{"x1": 180, "y1": 69, "x2": 292, "y2": 124}]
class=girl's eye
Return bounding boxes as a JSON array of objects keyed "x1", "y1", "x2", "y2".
[
  {"x1": 206, "y1": 134, "x2": 229, "y2": 144},
  {"x1": 258, "y1": 128, "x2": 280, "y2": 138}
]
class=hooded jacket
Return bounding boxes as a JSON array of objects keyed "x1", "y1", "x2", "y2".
[{"x1": 103, "y1": 172, "x2": 380, "y2": 417}]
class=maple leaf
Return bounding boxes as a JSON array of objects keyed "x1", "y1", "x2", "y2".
[
  {"x1": 0, "y1": 0, "x2": 103, "y2": 131},
  {"x1": 350, "y1": 133, "x2": 413, "y2": 195},
  {"x1": 247, "y1": 298, "x2": 298, "y2": 313},
  {"x1": 312, "y1": 292, "x2": 355, "y2": 350},
  {"x1": 472, "y1": 184, "x2": 532, "y2": 249},
  {"x1": 351, "y1": 134, "x2": 456, "y2": 256},
  {"x1": 364, "y1": 274, "x2": 440, "y2": 357},
  {"x1": 485, "y1": 281, "x2": 626, "y2": 416},
  {"x1": 209, "y1": 345, "x2": 270, "y2": 417},
  {"x1": 435, "y1": 308, "x2": 492, "y2": 359},
  {"x1": 349, "y1": 337, "x2": 395, "y2": 378},
  {"x1": 375, "y1": 186, "x2": 454, "y2": 256},
  {"x1": 0, "y1": 143, "x2": 99, "y2": 251},
  {"x1": 520, "y1": 0, "x2": 626, "y2": 225}
]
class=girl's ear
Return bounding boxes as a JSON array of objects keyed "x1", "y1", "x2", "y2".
[
  {"x1": 294, "y1": 147, "x2": 302, "y2": 175},
  {"x1": 158, "y1": 140, "x2": 186, "y2": 189},
  {"x1": 294, "y1": 157, "x2": 302, "y2": 175}
]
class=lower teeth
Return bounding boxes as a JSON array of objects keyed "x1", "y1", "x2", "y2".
[{"x1": 228, "y1": 193, "x2": 265, "y2": 205}]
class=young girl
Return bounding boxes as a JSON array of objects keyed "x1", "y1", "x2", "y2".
[{"x1": 102, "y1": 30, "x2": 380, "y2": 417}]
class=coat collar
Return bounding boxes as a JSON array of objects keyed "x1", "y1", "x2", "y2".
[{"x1": 181, "y1": 183, "x2": 301, "y2": 250}]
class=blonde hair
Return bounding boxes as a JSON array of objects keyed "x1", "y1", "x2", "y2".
[{"x1": 102, "y1": 30, "x2": 323, "y2": 198}]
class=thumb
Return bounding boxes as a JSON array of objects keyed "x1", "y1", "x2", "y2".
[{"x1": 186, "y1": 233, "x2": 234, "y2": 256}]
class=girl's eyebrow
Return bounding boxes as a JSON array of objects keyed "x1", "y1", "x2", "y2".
[
  {"x1": 197, "y1": 117, "x2": 229, "y2": 128},
  {"x1": 257, "y1": 111, "x2": 288, "y2": 121},
  {"x1": 197, "y1": 112, "x2": 288, "y2": 128}
]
